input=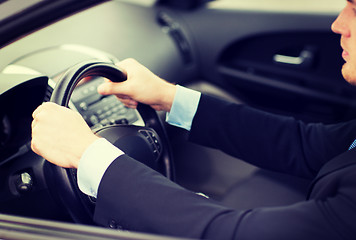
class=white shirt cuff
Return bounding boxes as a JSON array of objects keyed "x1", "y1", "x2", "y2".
[
  {"x1": 77, "y1": 138, "x2": 124, "y2": 197},
  {"x1": 166, "y1": 85, "x2": 201, "y2": 131}
]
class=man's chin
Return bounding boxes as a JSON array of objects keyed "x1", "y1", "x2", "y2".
[{"x1": 341, "y1": 64, "x2": 356, "y2": 85}]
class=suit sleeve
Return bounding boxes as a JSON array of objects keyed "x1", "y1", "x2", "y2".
[
  {"x1": 93, "y1": 155, "x2": 353, "y2": 240},
  {"x1": 189, "y1": 94, "x2": 356, "y2": 178}
]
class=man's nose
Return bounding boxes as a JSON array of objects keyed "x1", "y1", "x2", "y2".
[{"x1": 331, "y1": 9, "x2": 350, "y2": 37}]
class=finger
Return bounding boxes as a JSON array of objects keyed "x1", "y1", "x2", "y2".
[
  {"x1": 32, "y1": 102, "x2": 56, "y2": 119},
  {"x1": 97, "y1": 82, "x2": 111, "y2": 95},
  {"x1": 30, "y1": 121, "x2": 40, "y2": 154},
  {"x1": 30, "y1": 139, "x2": 39, "y2": 155},
  {"x1": 117, "y1": 97, "x2": 138, "y2": 108},
  {"x1": 32, "y1": 103, "x2": 44, "y2": 119},
  {"x1": 97, "y1": 81, "x2": 130, "y2": 96},
  {"x1": 116, "y1": 58, "x2": 138, "y2": 72},
  {"x1": 31, "y1": 118, "x2": 37, "y2": 130}
]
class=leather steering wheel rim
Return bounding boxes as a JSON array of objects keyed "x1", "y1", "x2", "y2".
[{"x1": 46, "y1": 60, "x2": 174, "y2": 224}]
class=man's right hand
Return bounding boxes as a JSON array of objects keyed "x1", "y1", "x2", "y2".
[
  {"x1": 97, "y1": 58, "x2": 176, "y2": 112},
  {"x1": 31, "y1": 102, "x2": 100, "y2": 169}
]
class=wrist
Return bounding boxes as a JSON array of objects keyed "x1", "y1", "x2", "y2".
[{"x1": 160, "y1": 82, "x2": 177, "y2": 112}]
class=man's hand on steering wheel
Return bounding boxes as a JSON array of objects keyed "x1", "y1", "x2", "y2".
[
  {"x1": 31, "y1": 58, "x2": 175, "y2": 170},
  {"x1": 97, "y1": 58, "x2": 176, "y2": 112},
  {"x1": 29, "y1": 59, "x2": 175, "y2": 223},
  {"x1": 31, "y1": 102, "x2": 99, "y2": 169}
]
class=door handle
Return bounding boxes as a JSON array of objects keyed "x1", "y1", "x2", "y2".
[{"x1": 273, "y1": 47, "x2": 315, "y2": 68}]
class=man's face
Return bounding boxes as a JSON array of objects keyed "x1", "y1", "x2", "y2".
[{"x1": 332, "y1": 0, "x2": 356, "y2": 84}]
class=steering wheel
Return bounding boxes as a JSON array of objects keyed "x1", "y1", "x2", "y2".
[{"x1": 46, "y1": 60, "x2": 174, "y2": 224}]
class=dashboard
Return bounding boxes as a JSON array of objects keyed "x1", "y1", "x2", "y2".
[
  {"x1": 0, "y1": 0, "x2": 193, "y2": 164},
  {"x1": 0, "y1": 75, "x2": 48, "y2": 165},
  {"x1": 0, "y1": 0, "x2": 190, "y2": 220},
  {"x1": 0, "y1": 1, "x2": 196, "y2": 84},
  {"x1": 0, "y1": 43, "x2": 146, "y2": 165}
]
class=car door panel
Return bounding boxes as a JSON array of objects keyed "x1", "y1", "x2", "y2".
[
  {"x1": 166, "y1": 2, "x2": 353, "y2": 206},
  {"x1": 174, "y1": 4, "x2": 356, "y2": 123}
]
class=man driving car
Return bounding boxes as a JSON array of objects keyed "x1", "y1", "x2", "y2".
[{"x1": 31, "y1": 1, "x2": 356, "y2": 239}]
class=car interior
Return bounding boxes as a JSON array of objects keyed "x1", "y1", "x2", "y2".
[{"x1": 0, "y1": 0, "x2": 354, "y2": 239}]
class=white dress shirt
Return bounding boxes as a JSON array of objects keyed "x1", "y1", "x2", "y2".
[{"x1": 77, "y1": 85, "x2": 201, "y2": 197}]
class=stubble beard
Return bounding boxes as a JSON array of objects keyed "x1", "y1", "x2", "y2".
[{"x1": 342, "y1": 62, "x2": 356, "y2": 86}]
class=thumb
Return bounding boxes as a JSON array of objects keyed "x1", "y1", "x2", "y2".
[{"x1": 97, "y1": 81, "x2": 129, "y2": 96}]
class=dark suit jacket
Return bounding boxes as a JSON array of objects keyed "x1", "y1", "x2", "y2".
[{"x1": 94, "y1": 94, "x2": 356, "y2": 240}]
